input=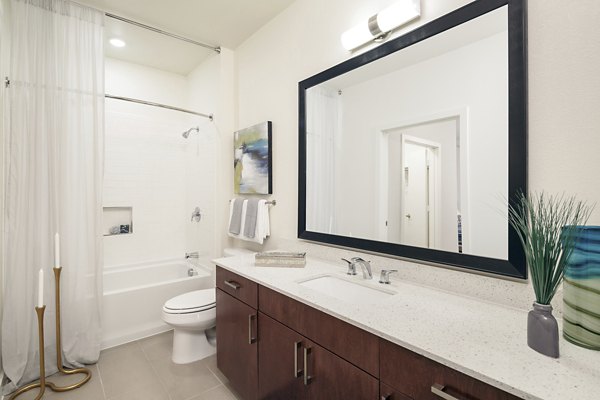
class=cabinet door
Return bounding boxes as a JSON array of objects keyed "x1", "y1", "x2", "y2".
[
  {"x1": 216, "y1": 288, "x2": 258, "y2": 400},
  {"x1": 258, "y1": 313, "x2": 308, "y2": 400},
  {"x1": 380, "y1": 383, "x2": 413, "y2": 400},
  {"x1": 305, "y1": 340, "x2": 379, "y2": 400},
  {"x1": 380, "y1": 339, "x2": 520, "y2": 400}
]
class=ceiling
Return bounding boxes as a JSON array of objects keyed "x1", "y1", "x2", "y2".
[{"x1": 78, "y1": 0, "x2": 295, "y2": 75}]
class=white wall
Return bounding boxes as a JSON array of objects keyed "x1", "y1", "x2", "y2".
[
  {"x1": 103, "y1": 58, "x2": 218, "y2": 267},
  {"x1": 229, "y1": 0, "x2": 600, "y2": 311}
]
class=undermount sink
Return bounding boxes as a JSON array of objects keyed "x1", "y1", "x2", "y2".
[{"x1": 297, "y1": 274, "x2": 395, "y2": 303}]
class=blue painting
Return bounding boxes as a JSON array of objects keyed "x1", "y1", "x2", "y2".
[{"x1": 234, "y1": 121, "x2": 272, "y2": 194}]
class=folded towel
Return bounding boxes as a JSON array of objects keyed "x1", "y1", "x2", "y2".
[
  {"x1": 228, "y1": 198, "x2": 244, "y2": 235},
  {"x1": 244, "y1": 198, "x2": 260, "y2": 238}
]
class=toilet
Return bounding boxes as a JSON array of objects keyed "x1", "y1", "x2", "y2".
[{"x1": 161, "y1": 247, "x2": 252, "y2": 364}]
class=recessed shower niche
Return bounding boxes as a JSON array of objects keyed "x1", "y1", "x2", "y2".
[{"x1": 103, "y1": 206, "x2": 133, "y2": 236}]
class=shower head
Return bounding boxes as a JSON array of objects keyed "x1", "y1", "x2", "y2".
[{"x1": 182, "y1": 126, "x2": 200, "y2": 138}]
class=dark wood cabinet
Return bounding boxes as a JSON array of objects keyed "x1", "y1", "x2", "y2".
[
  {"x1": 258, "y1": 313, "x2": 308, "y2": 400},
  {"x1": 380, "y1": 339, "x2": 520, "y2": 400},
  {"x1": 216, "y1": 288, "x2": 258, "y2": 400},
  {"x1": 306, "y1": 341, "x2": 379, "y2": 400},
  {"x1": 380, "y1": 383, "x2": 413, "y2": 400},
  {"x1": 258, "y1": 312, "x2": 378, "y2": 400}
]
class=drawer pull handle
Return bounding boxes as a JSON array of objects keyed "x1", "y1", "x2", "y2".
[
  {"x1": 224, "y1": 280, "x2": 241, "y2": 290},
  {"x1": 293, "y1": 341, "x2": 303, "y2": 378},
  {"x1": 431, "y1": 384, "x2": 465, "y2": 400},
  {"x1": 303, "y1": 347, "x2": 312, "y2": 386},
  {"x1": 248, "y1": 314, "x2": 256, "y2": 344},
  {"x1": 381, "y1": 396, "x2": 390, "y2": 400}
]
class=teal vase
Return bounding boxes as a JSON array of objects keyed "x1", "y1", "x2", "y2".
[{"x1": 563, "y1": 226, "x2": 600, "y2": 350}]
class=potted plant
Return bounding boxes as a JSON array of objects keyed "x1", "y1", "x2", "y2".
[{"x1": 508, "y1": 192, "x2": 593, "y2": 358}]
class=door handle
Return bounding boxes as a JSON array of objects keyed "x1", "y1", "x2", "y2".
[
  {"x1": 293, "y1": 341, "x2": 303, "y2": 378},
  {"x1": 431, "y1": 383, "x2": 466, "y2": 400},
  {"x1": 248, "y1": 314, "x2": 256, "y2": 344},
  {"x1": 303, "y1": 347, "x2": 312, "y2": 386},
  {"x1": 224, "y1": 280, "x2": 241, "y2": 290}
]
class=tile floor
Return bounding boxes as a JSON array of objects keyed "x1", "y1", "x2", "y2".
[{"x1": 14, "y1": 331, "x2": 241, "y2": 400}]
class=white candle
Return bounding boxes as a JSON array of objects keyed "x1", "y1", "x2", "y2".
[
  {"x1": 54, "y1": 232, "x2": 60, "y2": 268},
  {"x1": 38, "y1": 268, "x2": 44, "y2": 308}
]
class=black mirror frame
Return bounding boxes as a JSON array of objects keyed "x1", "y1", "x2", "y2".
[{"x1": 298, "y1": 0, "x2": 527, "y2": 279}]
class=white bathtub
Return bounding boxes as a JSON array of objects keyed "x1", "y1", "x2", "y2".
[{"x1": 101, "y1": 258, "x2": 213, "y2": 349}]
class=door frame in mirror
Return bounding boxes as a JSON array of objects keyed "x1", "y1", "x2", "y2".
[{"x1": 298, "y1": 0, "x2": 527, "y2": 279}]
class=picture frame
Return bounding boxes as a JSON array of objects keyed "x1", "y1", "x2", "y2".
[{"x1": 234, "y1": 121, "x2": 273, "y2": 194}]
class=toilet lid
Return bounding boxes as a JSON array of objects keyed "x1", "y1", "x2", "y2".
[{"x1": 164, "y1": 289, "x2": 216, "y2": 313}]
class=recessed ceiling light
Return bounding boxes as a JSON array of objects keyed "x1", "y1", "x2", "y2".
[{"x1": 109, "y1": 38, "x2": 126, "y2": 48}]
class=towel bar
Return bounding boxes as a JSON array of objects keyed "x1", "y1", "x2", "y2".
[{"x1": 230, "y1": 199, "x2": 276, "y2": 206}]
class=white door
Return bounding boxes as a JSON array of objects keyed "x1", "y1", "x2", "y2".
[{"x1": 400, "y1": 135, "x2": 440, "y2": 248}]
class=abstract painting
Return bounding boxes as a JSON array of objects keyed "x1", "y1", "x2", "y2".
[{"x1": 234, "y1": 121, "x2": 272, "y2": 194}]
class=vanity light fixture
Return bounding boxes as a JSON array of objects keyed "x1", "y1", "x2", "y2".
[
  {"x1": 109, "y1": 38, "x2": 126, "y2": 48},
  {"x1": 341, "y1": 0, "x2": 420, "y2": 51}
]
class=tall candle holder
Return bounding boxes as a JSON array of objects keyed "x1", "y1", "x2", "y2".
[
  {"x1": 9, "y1": 267, "x2": 92, "y2": 399},
  {"x1": 8, "y1": 306, "x2": 46, "y2": 400}
]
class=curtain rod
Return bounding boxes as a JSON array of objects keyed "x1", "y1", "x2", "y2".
[
  {"x1": 106, "y1": 94, "x2": 214, "y2": 120},
  {"x1": 105, "y1": 13, "x2": 221, "y2": 54}
]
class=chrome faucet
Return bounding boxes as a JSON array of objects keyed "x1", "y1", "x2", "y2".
[
  {"x1": 191, "y1": 207, "x2": 202, "y2": 222},
  {"x1": 185, "y1": 252, "x2": 199, "y2": 259},
  {"x1": 341, "y1": 257, "x2": 372, "y2": 279},
  {"x1": 379, "y1": 269, "x2": 398, "y2": 284}
]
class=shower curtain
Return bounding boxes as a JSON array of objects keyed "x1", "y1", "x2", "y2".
[
  {"x1": 306, "y1": 86, "x2": 339, "y2": 233},
  {"x1": 1, "y1": 0, "x2": 104, "y2": 391}
]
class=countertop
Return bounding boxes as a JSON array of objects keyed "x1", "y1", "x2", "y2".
[{"x1": 213, "y1": 254, "x2": 600, "y2": 400}]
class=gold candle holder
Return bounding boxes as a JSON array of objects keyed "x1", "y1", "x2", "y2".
[
  {"x1": 9, "y1": 267, "x2": 92, "y2": 399},
  {"x1": 9, "y1": 306, "x2": 47, "y2": 400},
  {"x1": 47, "y1": 266, "x2": 92, "y2": 391}
]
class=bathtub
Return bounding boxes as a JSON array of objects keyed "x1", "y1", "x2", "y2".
[{"x1": 101, "y1": 258, "x2": 213, "y2": 349}]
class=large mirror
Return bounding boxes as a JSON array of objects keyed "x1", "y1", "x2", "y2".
[{"x1": 298, "y1": 0, "x2": 527, "y2": 279}]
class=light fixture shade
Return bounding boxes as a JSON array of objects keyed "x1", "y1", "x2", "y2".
[
  {"x1": 377, "y1": 0, "x2": 420, "y2": 33},
  {"x1": 109, "y1": 38, "x2": 126, "y2": 48},
  {"x1": 341, "y1": 0, "x2": 421, "y2": 51},
  {"x1": 341, "y1": 22, "x2": 373, "y2": 51}
]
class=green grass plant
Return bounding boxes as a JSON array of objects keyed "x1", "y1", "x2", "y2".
[{"x1": 508, "y1": 192, "x2": 594, "y2": 305}]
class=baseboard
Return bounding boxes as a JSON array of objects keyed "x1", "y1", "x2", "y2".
[{"x1": 101, "y1": 326, "x2": 173, "y2": 350}]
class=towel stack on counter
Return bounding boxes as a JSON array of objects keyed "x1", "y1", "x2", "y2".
[
  {"x1": 255, "y1": 251, "x2": 306, "y2": 268},
  {"x1": 228, "y1": 198, "x2": 270, "y2": 244}
]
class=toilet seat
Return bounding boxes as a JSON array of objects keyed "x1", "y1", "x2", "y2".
[{"x1": 163, "y1": 289, "x2": 215, "y2": 314}]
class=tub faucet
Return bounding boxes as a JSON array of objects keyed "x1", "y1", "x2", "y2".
[{"x1": 185, "y1": 252, "x2": 199, "y2": 259}]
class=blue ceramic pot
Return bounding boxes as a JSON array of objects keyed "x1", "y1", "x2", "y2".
[{"x1": 562, "y1": 226, "x2": 600, "y2": 350}]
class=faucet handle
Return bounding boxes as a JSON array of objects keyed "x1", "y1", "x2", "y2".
[
  {"x1": 351, "y1": 256, "x2": 369, "y2": 263},
  {"x1": 341, "y1": 258, "x2": 357, "y2": 275},
  {"x1": 379, "y1": 269, "x2": 398, "y2": 284}
]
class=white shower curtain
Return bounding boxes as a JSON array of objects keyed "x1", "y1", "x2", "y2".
[
  {"x1": 1, "y1": 0, "x2": 104, "y2": 391},
  {"x1": 306, "y1": 86, "x2": 339, "y2": 233}
]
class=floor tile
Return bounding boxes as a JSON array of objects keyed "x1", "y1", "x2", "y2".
[
  {"x1": 204, "y1": 354, "x2": 229, "y2": 385},
  {"x1": 98, "y1": 341, "x2": 162, "y2": 398},
  {"x1": 105, "y1": 376, "x2": 169, "y2": 400},
  {"x1": 188, "y1": 384, "x2": 238, "y2": 400},
  {"x1": 150, "y1": 358, "x2": 221, "y2": 400},
  {"x1": 139, "y1": 330, "x2": 173, "y2": 362}
]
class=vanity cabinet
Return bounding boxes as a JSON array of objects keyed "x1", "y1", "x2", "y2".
[
  {"x1": 258, "y1": 312, "x2": 379, "y2": 400},
  {"x1": 215, "y1": 267, "x2": 520, "y2": 400},
  {"x1": 380, "y1": 340, "x2": 520, "y2": 400},
  {"x1": 216, "y1": 269, "x2": 259, "y2": 400}
]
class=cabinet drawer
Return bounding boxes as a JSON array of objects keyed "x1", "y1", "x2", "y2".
[
  {"x1": 259, "y1": 285, "x2": 379, "y2": 378},
  {"x1": 380, "y1": 340, "x2": 520, "y2": 400},
  {"x1": 216, "y1": 266, "x2": 258, "y2": 308},
  {"x1": 380, "y1": 383, "x2": 413, "y2": 400}
]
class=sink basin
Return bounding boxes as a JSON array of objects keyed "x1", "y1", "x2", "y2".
[{"x1": 297, "y1": 275, "x2": 395, "y2": 303}]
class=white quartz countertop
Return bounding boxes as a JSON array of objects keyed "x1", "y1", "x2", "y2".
[{"x1": 213, "y1": 254, "x2": 600, "y2": 400}]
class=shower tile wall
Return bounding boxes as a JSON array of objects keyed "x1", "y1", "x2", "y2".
[{"x1": 103, "y1": 58, "x2": 217, "y2": 267}]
